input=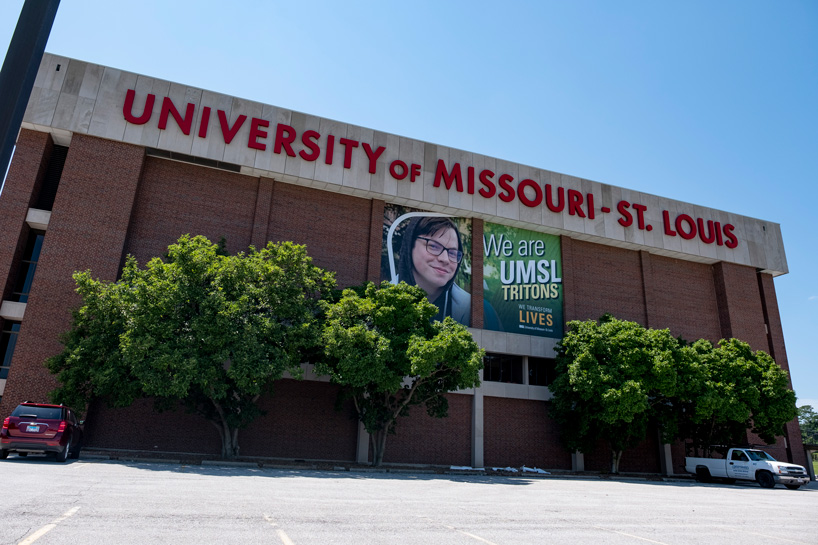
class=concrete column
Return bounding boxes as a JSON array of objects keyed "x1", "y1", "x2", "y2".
[
  {"x1": 571, "y1": 451, "x2": 584, "y2": 472},
  {"x1": 659, "y1": 443, "x2": 674, "y2": 476},
  {"x1": 471, "y1": 389, "x2": 484, "y2": 468},
  {"x1": 356, "y1": 421, "x2": 369, "y2": 465}
]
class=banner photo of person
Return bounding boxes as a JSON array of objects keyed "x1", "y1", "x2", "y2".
[
  {"x1": 381, "y1": 204, "x2": 472, "y2": 327},
  {"x1": 482, "y1": 223, "x2": 563, "y2": 338}
]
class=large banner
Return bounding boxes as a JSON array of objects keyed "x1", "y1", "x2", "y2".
[
  {"x1": 483, "y1": 223, "x2": 563, "y2": 338},
  {"x1": 381, "y1": 204, "x2": 472, "y2": 327}
]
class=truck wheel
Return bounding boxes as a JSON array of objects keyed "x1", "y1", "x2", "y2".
[
  {"x1": 785, "y1": 484, "x2": 801, "y2": 490},
  {"x1": 756, "y1": 471, "x2": 775, "y2": 489},
  {"x1": 695, "y1": 467, "x2": 712, "y2": 483}
]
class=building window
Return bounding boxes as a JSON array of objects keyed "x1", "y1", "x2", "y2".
[
  {"x1": 529, "y1": 357, "x2": 557, "y2": 386},
  {"x1": 12, "y1": 231, "x2": 45, "y2": 303},
  {"x1": 1, "y1": 322, "x2": 21, "y2": 379},
  {"x1": 483, "y1": 353, "x2": 524, "y2": 384}
]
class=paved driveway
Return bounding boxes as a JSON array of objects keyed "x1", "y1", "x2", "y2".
[{"x1": 1, "y1": 456, "x2": 814, "y2": 545}]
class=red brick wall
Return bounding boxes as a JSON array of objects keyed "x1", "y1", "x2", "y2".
[
  {"x1": 562, "y1": 238, "x2": 647, "y2": 324},
  {"x1": 250, "y1": 177, "x2": 274, "y2": 249},
  {"x1": 562, "y1": 238, "x2": 725, "y2": 344},
  {"x1": 582, "y1": 432, "x2": 661, "y2": 474},
  {"x1": 267, "y1": 183, "x2": 372, "y2": 288},
  {"x1": 0, "y1": 134, "x2": 145, "y2": 416},
  {"x1": 713, "y1": 262, "x2": 768, "y2": 349},
  {"x1": 0, "y1": 130, "x2": 52, "y2": 303},
  {"x1": 647, "y1": 255, "x2": 722, "y2": 343},
  {"x1": 84, "y1": 398, "x2": 222, "y2": 454},
  {"x1": 380, "y1": 393, "x2": 472, "y2": 466},
  {"x1": 123, "y1": 157, "x2": 258, "y2": 261},
  {"x1": 241, "y1": 379, "x2": 358, "y2": 461},
  {"x1": 483, "y1": 396, "x2": 572, "y2": 470},
  {"x1": 366, "y1": 199, "x2": 385, "y2": 283},
  {"x1": 85, "y1": 379, "x2": 359, "y2": 461}
]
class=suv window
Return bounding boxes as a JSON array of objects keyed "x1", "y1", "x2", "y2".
[{"x1": 11, "y1": 405, "x2": 63, "y2": 419}]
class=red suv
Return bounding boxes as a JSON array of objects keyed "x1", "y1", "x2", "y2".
[{"x1": 1, "y1": 402, "x2": 84, "y2": 462}]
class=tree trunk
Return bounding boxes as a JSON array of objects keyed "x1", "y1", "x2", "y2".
[
  {"x1": 611, "y1": 449, "x2": 623, "y2": 474},
  {"x1": 211, "y1": 400, "x2": 240, "y2": 459},
  {"x1": 218, "y1": 419, "x2": 239, "y2": 459},
  {"x1": 371, "y1": 429, "x2": 388, "y2": 467}
]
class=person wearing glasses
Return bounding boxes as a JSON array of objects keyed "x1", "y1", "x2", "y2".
[{"x1": 397, "y1": 216, "x2": 471, "y2": 326}]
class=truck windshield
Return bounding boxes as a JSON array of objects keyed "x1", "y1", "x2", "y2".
[{"x1": 746, "y1": 450, "x2": 776, "y2": 462}]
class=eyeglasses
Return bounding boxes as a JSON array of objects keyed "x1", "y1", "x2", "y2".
[{"x1": 417, "y1": 236, "x2": 463, "y2": 263}]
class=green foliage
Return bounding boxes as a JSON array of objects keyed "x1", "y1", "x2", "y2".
[
  {"x1": 47, "y1": 235, "x2": 335, "y2": 458},
  {"x1": 549, "y1": 317, "x2": 697, "y2": 472},
  {"x1": 316, "y1": 281, "x2": 483, "y2": 466},
  {"x1": 797, "y1": 405, "x2": 818, "y2": 445},
  {"x1": 550, "y1": 316, "x2": 798, "y2": 470},
  {"x1": 679, "y1": 338, "x2": 797, "y2": 455}
]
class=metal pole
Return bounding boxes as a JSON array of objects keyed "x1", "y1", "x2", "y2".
[{"x1": 0, "y1": 0, "x2": 61, "y2": 185}]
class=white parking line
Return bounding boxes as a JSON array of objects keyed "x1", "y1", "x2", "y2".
[
  {"x1": 275, "y1": 529, "x2": 296, "y2": 545},
  {"x1": 594, "y1": 527, "x2": 670, "y2": 545},
  {"x1": 444, "y1": 525, "x2": 500, "y2": 545},
  {"x1": 263, "y1": 514, "x2": 297, "y2": 545},
  {"x1": 17, "y1": 506, "x2": 80, "y2": 545}
]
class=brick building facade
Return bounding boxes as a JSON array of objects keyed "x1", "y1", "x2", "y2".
[{"x1": 0, "y1": 54, "x2": 805, "y2": 471}]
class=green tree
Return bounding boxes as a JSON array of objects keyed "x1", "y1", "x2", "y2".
[
  {"x1": 797, "y1": 405, "x2": 818, "y2": 445},
  {"x1": 549, "y1": 315, "x2": 695, "y2": 474},
  {"x1": 47, "y1": 235, "x2": 334, "y2": 458},
  {"x1": 316, "y1": 281, "x2": 483, "y2": 466},
  {"x1": 678, "y1": 338, "x2": 797, "y2": 457}
]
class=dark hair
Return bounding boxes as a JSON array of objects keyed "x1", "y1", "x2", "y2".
[{"x1": 398, "y1": 216, "x2": 463, "y2": 296}]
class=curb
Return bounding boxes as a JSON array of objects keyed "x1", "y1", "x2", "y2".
[
  {"x1": 77, "y1": 449, "x2": 699, "y2": 482},
  {"x1": 202, "y1": 460, "x2": 259, "y2": 468}
]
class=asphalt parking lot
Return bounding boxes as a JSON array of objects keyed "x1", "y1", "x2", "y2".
[{"x1": 1, "y1": 455, "x2": 815, "y2": 545}]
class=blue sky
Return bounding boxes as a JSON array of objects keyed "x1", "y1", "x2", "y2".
[{"x1": 2, "y1": 1, "x2": 816, "y2": 407}]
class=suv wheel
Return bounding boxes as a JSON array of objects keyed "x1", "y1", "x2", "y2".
[
  {"x1": 55, "y1": 442, "x2": 68, "y2": 463},
  {"x1": 69, "y1": 440, "x2": 82, "y2": 460},
  {"x1": 0, "y1": 449, "x2": 8, "y2": 459}
]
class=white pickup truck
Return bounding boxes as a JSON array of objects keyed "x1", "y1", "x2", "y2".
[{"x1": 685, "y1": 448, "x2": 810, "y2": 489}]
